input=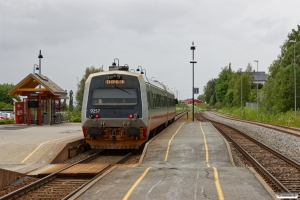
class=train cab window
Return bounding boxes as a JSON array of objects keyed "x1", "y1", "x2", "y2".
[{"x1": 92, "y1": 88, "x2": 138, "y2": 105}]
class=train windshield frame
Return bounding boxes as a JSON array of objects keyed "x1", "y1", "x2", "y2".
[{"x1": 92, "y1": 88, "x2": 138, "y2": 106}]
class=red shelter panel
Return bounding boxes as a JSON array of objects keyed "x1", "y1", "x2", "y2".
[{"x1": 15, "y1": 102, "x2": 24, "y2": 124}]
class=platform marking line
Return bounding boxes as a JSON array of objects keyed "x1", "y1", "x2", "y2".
[
  {"x1": 213, "y1": 167, "x2": 224, "y2": 200},
  {"x1": 164, "y1": 122, "x2": 185, "y2": 161},
  {"x1": 123, "y1": 167, "x2": 151, "y2": 200},
  {"x1": 21, "y1": 135, "x2": 76, "y2": 163},
  {"x1": 200, "y1": 122, "x2": 209, "y2": 163}
]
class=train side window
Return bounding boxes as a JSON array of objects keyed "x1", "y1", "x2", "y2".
[{"x1": 147, "y1": 91, "x2": 152, "y2": 109}]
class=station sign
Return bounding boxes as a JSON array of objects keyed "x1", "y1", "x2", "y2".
[
  {"x1": 30, "y1": 93, "x2": 39, "y2": 96},
  {"x1": 194, "y1": 88, "x2": 199, "y2": 94}
]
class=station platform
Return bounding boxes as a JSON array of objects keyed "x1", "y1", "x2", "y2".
[
  {"x1": 72, "y1": 121, "x2": 276, "y2": 200},
  {"x1": 0, "y1": 123, "x2": 84, "y2": 187}
]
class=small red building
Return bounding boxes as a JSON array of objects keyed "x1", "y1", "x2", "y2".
[
  {"x1": 9, "y1": 73, "x2": 68, "y2": 125},
  {"x1": 182, "y1": 99, "x2": 203, "y2": 104}
]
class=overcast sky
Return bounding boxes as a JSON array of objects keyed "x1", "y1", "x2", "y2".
[{"x1": 1, "y1": 0, "x2": 300, "y2": 100}]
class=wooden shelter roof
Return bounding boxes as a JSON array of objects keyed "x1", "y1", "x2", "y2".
[{"x1": 9, "y1": 73, "x2": 68, "y2": 98}]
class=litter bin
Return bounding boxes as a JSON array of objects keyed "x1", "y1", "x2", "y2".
[{"x1": 43, "y1": 113, "x2": 50, "y2": 125}]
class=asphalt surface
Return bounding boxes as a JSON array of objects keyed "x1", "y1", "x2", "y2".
[
  {"x1": 75, "y1": 121, "x2": 274, "y2": 200},
  {"x1": 0, "y1": 123, "x2": 82, "y2": 173}
]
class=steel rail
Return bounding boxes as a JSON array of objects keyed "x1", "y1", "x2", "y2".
[
  {"x1": 214, "y1": 125, "x2": 290, "y2": 193},
  {"x1": 2, "y1": 112, "x2": 188, "y2": 200},
  {"x1": 196, "y1": 111, "x2": 300, "y2": 193},
  {"x1": 212, "y1": 120, "x2": 300, "y2": 170},
  {"x1": 62, "y1": 151, "x2": 134, "y2": 200},
  {"x1": 0, "y1": 151, "x2": 103, "y2": 200},
  {"x1": 209, "y1": 111, "x2": 300, "y2": 137},
  {"x1": 63, "y1": 112, "x2": 189, "y2": 199}
]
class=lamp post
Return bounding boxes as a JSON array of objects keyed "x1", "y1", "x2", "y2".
[
  {"x1": 254, "y1": 60, "x2": 258, "y2": 119},
  {"x1": 190, "y1": 42, "x2": 197, "y2": 122},
  {"x1": 38, "y1": 50, "x2": 43, "y2": 89},
  {"x1": 33, "y1": 64, "x2": 39, "y2": 74},
  {"x1": 38, "y1": 50, "x2": 43, "y2": 75},
  {"x1": 239, "y1": 68, "x2": 243, "y2": 116},
  {"x1": 142, "y1": 69, "x2": 147, "y2": 76},
  {"x1": 289, "y1": 40, "x2": 297, "y2": 118},
  {"x1": 114, "y1": 58, "x2": 119, "y2": 66},
  {"x1": 136, "y1": 66, "x2": 143, "y2": 73}
]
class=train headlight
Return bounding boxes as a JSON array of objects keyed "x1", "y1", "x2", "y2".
[{"x1": 89, "y1": 114, "x2": 95, "y2": 119}]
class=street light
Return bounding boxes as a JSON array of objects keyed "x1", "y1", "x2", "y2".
[
  {"x1": 142, "y1": 69, "x2": 147, "y2": 76},
  {"x1": 38, "y1": 50, "x2": 43, "y2": 75},
  {"x1": 254, "y1": 60, "x2": 258, "y2": 119},
  {"x1": 114, "y1": 58, "x2": 119, "y2": 66},
  {"x1": 38, "y1": 50, "x2": 43, "y2": 89},
  {"x1": 136, "y1": 66, "x2": 143, "y2": 73},
  {"x1": 190, "y1": 42, "x2": 197, "y2": 122},
  {"x1": 239, "y1": 68, "x2": 243, "y2": 116},
  {"x1": 289, "y1": 40, "x2": 297, "y2": 118},
  {"x1": 33, "y1": 64, "x2": 39, "y2": 74}
]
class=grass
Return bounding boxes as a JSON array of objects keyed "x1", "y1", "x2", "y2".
[{"x1": 216, "y1": 107, "x2": 300, "y2": 128}]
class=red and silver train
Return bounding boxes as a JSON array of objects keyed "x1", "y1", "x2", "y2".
[{"x1": 81, "y1": 64, "x2": 177, "y2": 149}]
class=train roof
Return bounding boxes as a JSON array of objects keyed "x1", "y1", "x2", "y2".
[{"x1": 87, "y1": 70, "x2": 175, "y2": 96}]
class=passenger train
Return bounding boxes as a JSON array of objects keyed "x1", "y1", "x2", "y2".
[{"x1": 81, "y1": 63, "x2": 178, "y2": 149}]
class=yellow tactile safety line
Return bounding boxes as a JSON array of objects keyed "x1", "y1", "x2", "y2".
[
  {"x1": 200, "y1": 122, "x2": 224, "y2": 200},
  {"x1": 200, "y1": 122, "x2": 209, "y2": 163},
  {"x1": 21, "y1": 135, "x2": 77, "y2": 163},
  {"x1": 164, "y1": 122, "x2": 185, "y2": 161},
  {"x1": 123, "y1": 167, "x2": 151, "y2": 200},
  {"x1": 213, "y1": 167, "x2": 225, "y2": 200}
]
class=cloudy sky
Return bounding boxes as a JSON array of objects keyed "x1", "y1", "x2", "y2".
[{"x1": 1, "y1": 0, "x2": 300, "y2": 100}]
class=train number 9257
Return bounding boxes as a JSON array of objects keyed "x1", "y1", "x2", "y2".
[{"x1": 90, "y1": 109, "x2": 101, "y2": 114}]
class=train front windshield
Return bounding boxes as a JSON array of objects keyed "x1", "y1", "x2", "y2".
[{"x1": 92, "y1": 88, "x2": 138, "y2": 105}]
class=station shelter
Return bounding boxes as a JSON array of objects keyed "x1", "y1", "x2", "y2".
[{"x1": 9, "y1": 73, "x2": 68, "y2": 125}]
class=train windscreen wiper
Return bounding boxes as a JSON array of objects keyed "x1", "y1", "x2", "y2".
[{"x1": 113, "y1": 86, "x2": 131, "y2": 95}]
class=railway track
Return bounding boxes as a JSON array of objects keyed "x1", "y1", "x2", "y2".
[
  {"x1": 0, "y1": 150, "x2": 135, "y2": 200},
  {"x1": 196, "y1": 111, "x2": 300, "y2": 197},
  {"x1": 209, "y1": 111, "x2": 300, "y2": 137},
  {"x1": 0, "y1": 112, "x2": 188, "y2": 199}
]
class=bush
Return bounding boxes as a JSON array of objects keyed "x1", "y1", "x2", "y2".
[
  {"x1": 64, "y1": 110, "x2": 81, "y2": 123},
  {"x1": 72, "y1": 116, "x2": 81, "y2": 122},
  {"x1": 0, "y1": 119, "x2": 14, "y2": 125}
]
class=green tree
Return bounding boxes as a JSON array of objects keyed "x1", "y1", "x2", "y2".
[
  {"x1": 69, "y1": 90, "x2": 74, "y2": 111},
  {"x1": 261, "y1": 25, "x2": 300, "y2": 113},
  {"x1": 197, "y1": 94, "x2": 205, "y2": 102},
  {"x1": 215, "y1": 63, "x2": 234, "y2": 105},
  {"x1": 232, "y1": 64, "x2": 253, "y2": 107},
  {"x1": 0, "y1": 84, "x2": 20, "y2": 108},
  {"x1": 76, "y1": 66, "x2": 104, "y2": 109},
  {"x1": 203, "y1": 78, "x2": 216, "y2": 105}
]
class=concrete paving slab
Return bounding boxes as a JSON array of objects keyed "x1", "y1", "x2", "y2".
[
  {"x1": 0, "y1": 123, "x2": 83, "y2": 174},
  {"x1": 75, "y1": 121, "x2": 274, "y2": 200}
]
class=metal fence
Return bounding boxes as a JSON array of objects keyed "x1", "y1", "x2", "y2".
[{"x1": 246, "y1": 102, "x2": 258, "y2": 109}]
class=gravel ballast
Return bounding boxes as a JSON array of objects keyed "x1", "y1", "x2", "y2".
[{"x1": 203, "y1": 111, "x2": 300, "y2": 165}]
